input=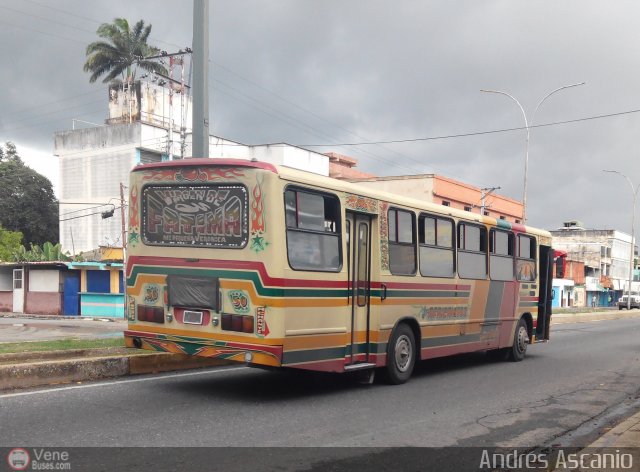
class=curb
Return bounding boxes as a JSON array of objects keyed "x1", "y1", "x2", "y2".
[
  {"x1": 551, "y1": 310, "x2": 640, "y2": 325},
  {"x1": 0, "y1": 351, "x2": 228, "y2": 391},
  {"x1": 588, "y1": 411, "x2": 640, "y2": 448}
]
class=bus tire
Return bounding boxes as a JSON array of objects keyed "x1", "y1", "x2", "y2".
[
  {"x1": 383, "y1": 323, "x2": 416, "y2": 384},
  {"x1": 508, "y1": 317, "x2": 529, "y2": 362}
]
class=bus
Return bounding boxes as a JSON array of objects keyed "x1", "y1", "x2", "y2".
[{"x1": 124, "y1": 158, "x2": 554, "y2": 384}]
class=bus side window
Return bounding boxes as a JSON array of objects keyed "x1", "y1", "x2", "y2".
[
  {"x1": 388, "y1": 208, "x2": 416, "y2": 275},
  {"x1": 418, "y1": 214, "x2": 455, "y2": 278},
  {"x1": 285, "y1": 188, "x2": 341, "y2": 272},
  {"x1": 489, "y1": 229, "x2": 514, "y2": 281},
  {"x1": 457, "y1": 223, "x2": 487, "y2": 279},
  {"x1": 516, "y1": 234, "x2": 537, "y2": 281}
]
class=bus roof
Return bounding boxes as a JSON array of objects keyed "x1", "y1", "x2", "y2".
[
  {"x1": 131, "y1": 157, "x2": 550, "y2": 238},
  {"x1": 132, "y1": 158, "x2": 278, "y2": 174}
]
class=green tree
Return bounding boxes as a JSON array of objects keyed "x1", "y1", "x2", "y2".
[
  {"x1": 0, "y1": 142, "x2": 21, "y2": 163},
  {"x1": 83, "y1": 18, "x2": 168, "y2": 84},
  {"x1": 0, "y1": 143, "x2": 59, "y2": 246},
  {"x1": 0, "y1": 225, "x2": 22, "y2": 262},
  {"x1": 12, "y1": 242, "x2": 71, "y2": 262}
]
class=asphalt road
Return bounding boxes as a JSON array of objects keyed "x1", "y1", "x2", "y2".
[{"x1": 1, "y1": 317, "x2": 639, "y2": 470}]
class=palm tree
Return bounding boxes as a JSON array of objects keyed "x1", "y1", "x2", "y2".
[{"x1": 83, "y1": 18, "x2": 168, "y2": 84}]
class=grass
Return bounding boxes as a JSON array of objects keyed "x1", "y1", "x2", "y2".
[{"x1": 0, "y1": 337, "x2": 125, "y2": 354}]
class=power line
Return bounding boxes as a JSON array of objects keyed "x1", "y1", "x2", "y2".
[
  {"x1": 294, "y1": 107, "x2": 640, "y2": 147},
  {"x1": 0, "y1": 19, "x2": 86, "y2": 45},
  {"x1": 59, "y1": 206, "x2": 122, "y2": 222}
]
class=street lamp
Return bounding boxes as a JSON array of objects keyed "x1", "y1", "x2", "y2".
[
  {"x1": 481, "y1": 82, "x2": 585, "y2": 223},
  {"x1": 603, "y1": 169, "x2": 639, "y2": 310}
]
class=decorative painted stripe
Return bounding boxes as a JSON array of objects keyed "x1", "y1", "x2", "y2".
[
  {"x1": 126, "y1": 326, "x2": 283, "y2": 346},
  {"x1": 125, "y1": 330, "x2": 283, "y2": 357},
  {"x1": 379, "y1": 281, "x2": 472, "y2": 291},
  {"x1": 282, "y1": 346, "x2": 347, "y2": 365},
  {"x1": 485, "y1": 281, "x2": 505, "y2": 322},
  {"x1": 128, "y1": 258, "x2": 474, "y2": 301},
  {"x1": 381, "y1": 289, "x2": 471, "y2": 299},
  {"x1": 518, "y1": 301, "x2": 539, "y2": 308},
  {"x1": 127, "y1": 256, "x2": 347, "y2": 289},
  {"x1": 496, "y1": 219, "x2": 512, "y2": 230},
  {"x1": 421, "y1": 333, "x2": 481, "y2": 348}
]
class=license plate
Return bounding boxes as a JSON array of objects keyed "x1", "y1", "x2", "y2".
[{"x1": 183, "y1": 310, "x2": 204, "y2": 325}]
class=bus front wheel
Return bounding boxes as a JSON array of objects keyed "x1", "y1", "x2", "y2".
[
  {"x1": 383, "y1": 323, "x2": 416, "y2": 384},
  {"x1": 508, "y1": 318, "x2": 529, "y2": 362}
]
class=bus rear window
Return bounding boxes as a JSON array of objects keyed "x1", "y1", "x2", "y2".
[{"x1": 141, "y1": 184, "x2": 249, "y2": 248}]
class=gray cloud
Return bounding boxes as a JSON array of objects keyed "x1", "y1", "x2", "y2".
[{"x1": 2, "y1": 0, "x2": 640, "y2": 231}]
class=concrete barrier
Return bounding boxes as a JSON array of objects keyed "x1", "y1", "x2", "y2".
[{"x1": 0, "y1": 350, "x2": 229, "y2": 391}]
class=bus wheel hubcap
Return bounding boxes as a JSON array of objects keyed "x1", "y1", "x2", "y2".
[
  {"x1": 516, "y1": 327, "x2": 528, "y2": 353},
  {"x1": 395, "y1": 335, "x2": 412, "y2": 372}
]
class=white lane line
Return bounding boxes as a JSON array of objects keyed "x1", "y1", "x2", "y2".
[{"x1": 0, "y1": 366, "x2": 247, "y2": 399}]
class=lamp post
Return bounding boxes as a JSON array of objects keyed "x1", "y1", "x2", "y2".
[
  {"x1": 603, "y1": 170, "x2": 639, "y2": 310},
  {"x1": 481, "y1": 82, "x2": 585, "y2": 223}
]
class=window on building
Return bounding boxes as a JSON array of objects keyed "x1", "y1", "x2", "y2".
[
  {"x1": 499, "y1": 216, "x2": 506, "y2": 220},
  {"x1": 555, "y1": 257, "x2": 565, "y2": 278},
  {"x1": 442, "y1": 201, "x2": 450, "y2": 207},
  {"x1": 464, "y1": 206, "x2": 472, "y2": 212},
  {"x1": 285, "y1": 189, "x2": 341, "y2": 271},
  {"x1": 13, "y1": 269, "x2": 22, "y2": 290},
  {"x1": 489, "y1": 229, "x2": 514, "y2": 281},
  {"x1": 418, "y1": 214, "x2": 455, "y2": 277},
  {"x1": 515, "y1": 219, "x2": 521, "y2": 224},
  {"x1": 388, "y1": 208, "x2": 416, "y2": 275},
  {"x1": 457, "y1": 223, "x2": 487, "y2": 279},
  {"x1": 483, "y1": 211, "x2": 490, "y2": 216}
]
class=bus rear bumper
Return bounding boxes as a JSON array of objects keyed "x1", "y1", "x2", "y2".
[{"x1": 124, "y1": 330, "x2": 283, "y2": 367}]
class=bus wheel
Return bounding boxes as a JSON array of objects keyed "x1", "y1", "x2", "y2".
[
  {"x1": 383, "y1": 323, "x2": 416, "y2": 384},
  {"x1": 508, "y1": 318, "x2": 529, "y2": 362}
]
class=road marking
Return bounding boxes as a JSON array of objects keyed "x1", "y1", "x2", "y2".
[{"x1": 0, "y1": 366, "x2": 247, "y2": 399}]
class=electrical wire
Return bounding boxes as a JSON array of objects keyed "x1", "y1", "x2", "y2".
[{"x1": 59, "y1": 206, "x2": 122, "y2": 222}]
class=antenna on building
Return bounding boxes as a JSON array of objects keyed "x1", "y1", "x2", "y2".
[{"x1": 480, "y1": 186, "x2": 501, "y2": 215}]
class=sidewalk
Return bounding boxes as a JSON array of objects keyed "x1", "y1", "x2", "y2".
[{"x1": 0, "y1": 314, "x2": 126, "y2": 343}]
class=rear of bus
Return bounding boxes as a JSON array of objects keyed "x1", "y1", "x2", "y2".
[{"x1": 124, "y1": 159, "x2": 285, "y2": 368}]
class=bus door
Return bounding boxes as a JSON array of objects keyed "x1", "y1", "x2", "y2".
[
  {"x1": 346, "y1": 212, "x2": 373, "y2": 367},
  {"x1": 536, "y1": 244, "x2": 554, "y2": 341}
]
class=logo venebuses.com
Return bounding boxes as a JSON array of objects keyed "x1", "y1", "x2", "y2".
[
  {"x1": 7, "y1": 449, "x2": 30, "y2": 471},
  {"x1": 7, "y1": 448, "x2": 71, "y2": 470}
]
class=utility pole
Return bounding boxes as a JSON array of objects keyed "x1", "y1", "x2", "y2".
[
  {"x1": 480, "y1": 186, "x2": 500, "y2": 215},
  {"x1": 192, "y1": 0, "x2": 209, "y2": 158}
]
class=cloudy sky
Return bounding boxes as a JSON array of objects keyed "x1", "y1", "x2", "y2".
[{"x1": 1, "y1": 0, "x2": 639, "y2": 232}]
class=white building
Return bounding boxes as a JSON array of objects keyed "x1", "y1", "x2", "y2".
[
  {"x1": 550, "y1": 220, "x2": 637, "y2": 304},
  {"x1": 54, "y1": 80, "x2": 330, "y2": 255}
]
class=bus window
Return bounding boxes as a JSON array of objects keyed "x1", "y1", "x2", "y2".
[
  {"x1": 517, "y1": 235, "x2": 537, "y2": 281},
  {"x1": 457, "y1": 223, "x2": 487, "y2": 279},
  {"x1": 418, "y1": 214, "x2": 455, "y2": 278},
  {"x1": 489, "y1": 229, "x2": 514, "y2": 281},
  {"x1": 142, "y1": 184, "x2": 249, "y2": 248},
  {"x1": 388, "y1": 208, "x2": 416, "y2": 275},
  {"x1": 356, "y1": 222, "x2": 369, "y2": 307},
  {"x1": 285, "y1": 188, "x2": 341, "y2": 271}
]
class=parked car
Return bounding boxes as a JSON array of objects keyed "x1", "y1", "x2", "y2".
[{"x1": 617, "y1": 293, "x2": 640, "y2": 310}]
